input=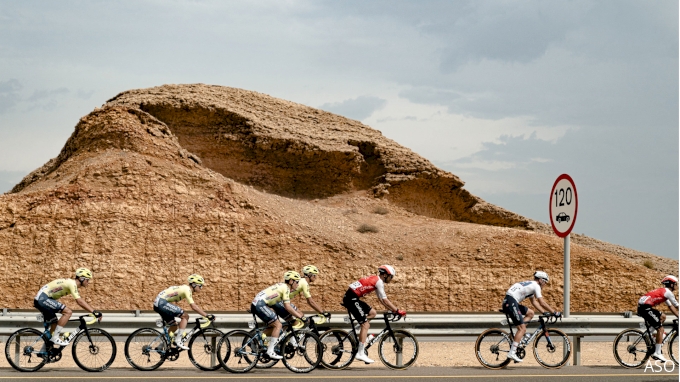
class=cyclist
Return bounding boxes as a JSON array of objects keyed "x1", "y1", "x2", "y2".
[
  {"x1": 285, "y1": 265, "x2": 331, "y2": 320},
  {"x1": 251, "y1": 271, "x2": 306, "y2": 360},
  {"x1": 153, "y1": 274, "x2": 214, "y2": 350},
  {"x1": 638, "y1": 275, "x2": 679, "y2": 362},
  {"x1": 34, "y1": 268, "x2": 102, "y2": 346},
  {"x1": 502, "y1": 271, "x2": 561, "y2": 363},
  {"x1": 343, "y1": 265, "x2": 406, "y2": 364}
]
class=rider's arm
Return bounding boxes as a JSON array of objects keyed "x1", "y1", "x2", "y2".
[
  {"x1": 190, "y1": 303, "x2": 209, "y2": 317},
  {"x1": 305, "y1": 296, "x2": 324, "y2": 315},
  {"x1": 669, "y1": 305, "x2": 679, "y2": 317},
  {"x1": 75, "y1": 298, "x2": 101, "y2": 321},
  {"x1": 379, "y1": 297, "x2": 398, "y2": 312},
  {"x1": 284, "y1": 302, "x2": 304, "y2": 319},
  {"x1": 536, "y1": 297, "x2": 557, "y2": 314}
]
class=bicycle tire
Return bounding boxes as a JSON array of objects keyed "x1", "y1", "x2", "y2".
[
  {"x1": 667, "y1": 331, "x2": 678, "y2": 366},
  {"x1": 217, "y1": 330, "x2": 259, "y2": 373},
  {"x1": 319, "y1": 329, "x2": 356, "y2": 370},
  {"x1": 248, "y1": 329, "x2": 279, "y2": 369},
  {"x1": 124, "y1": 328, "x2": 168, "y2": 371},
  {"x1": 5, "y1": 328, "x2": 48, "y2": 372},
  {"x1": 280, "y1": 331, "x2": 322, "y2": 373},
  {"x1": 378, "y1": 329, "x2": 419, "y2": 370},
  {"x1": 532, "y1": 328, "x2": 570, "y2": 369},
  {"x1": 188, "y1": 328, "x2": 223, "y2": 371},
  {"x1": 613, "y1": 328, "x2": 652, "y2": 368},
  {"x1": 475, "y1": 328, "x2": 512, "y2": 369},
  {"x1": 72, "y1": 328, "x2": 117, "y2": 372}
]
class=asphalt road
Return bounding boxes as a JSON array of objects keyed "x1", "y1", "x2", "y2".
[{"x1": 0, "y1": 366, "x2": 676, "y2": 382}]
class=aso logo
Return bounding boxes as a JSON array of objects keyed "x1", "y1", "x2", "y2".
[{"x1": 644, "y1": 359, "x2": 675, "y2": 373}]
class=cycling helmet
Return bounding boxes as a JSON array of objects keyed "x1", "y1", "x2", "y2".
[
  {"x1": 534, "y1": 271, "x2": 549, "y2": 282},
  {"x1": 378, "y1": 265, "x2": 396, "y2": 276},
  {"x1": 302, "y1": 265, "x2": 319, "y2": 276},
  {"x1": 187, "y1": 274, "x2": 205, "y2": 286},
  {"x1": 75, "y1": 268, "x2": 93, "y2": 279},
  {"x1": 284, "y1": 271, "x2": 301, "y2": 281},
  {"x1": 661, "y1": 275, "x2": 678, "y2": 286}
]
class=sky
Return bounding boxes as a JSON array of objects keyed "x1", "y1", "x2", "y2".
[{"x1": 0, "y1": 1, "x2": 677, "y2": 259}]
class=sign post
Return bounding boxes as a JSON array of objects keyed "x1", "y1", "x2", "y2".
[{"x1": 549, "y1": 174, "x2": 578, "y2": 318}]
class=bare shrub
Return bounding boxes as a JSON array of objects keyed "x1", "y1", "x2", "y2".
[
  {"x1": 373, "y1": 206, "x2": 389, "y2": 215},
  {"x1": 643, "y1": 259, "x2": 654, "y2": 269},
  {"x1": 357, "y1": 224, "x2": 379, "y2": 233}
]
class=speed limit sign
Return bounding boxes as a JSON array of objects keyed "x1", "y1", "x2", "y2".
[{"x1": 549, "y1": 174, "x2": 578, "y2": 238}]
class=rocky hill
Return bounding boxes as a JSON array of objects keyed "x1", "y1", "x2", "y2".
[{"x1": 0, "y1": 84, "x2": 675, "y2": 313}]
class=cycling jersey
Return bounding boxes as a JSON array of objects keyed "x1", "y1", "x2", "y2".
[
  {"x1": 155, "y1": 285, "x2": 194, "y2": 306},
  {"x1": 638, "y1": 288, "x2": 679, "y2": 308},
  {"x1": 252, "y1": 283, "x2": 290, "y2": 306},
  {"x1": 35, "y1": 279, "x2": 81, "y2": 300},
  {"x1": 290, "y1": 278, "x2": 311, "y2": 299},
  {"x1": 349, "y1": 275, "x2": 387, "y2": 299},
  {"x1": 506, "y1": 281, "x2": 542, "y2": 303}
]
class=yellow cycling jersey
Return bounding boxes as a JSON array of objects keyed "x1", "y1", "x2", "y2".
[
  {"x1": 290, "y1": 278, "x2": 311, "y2": 299},
  {"x1": 156, "y1": 285, "x2": 194, "y2": 305},
  {"x1": 253, "y1": 283, "x2": 290, "y2": 306},
  {"x1": 36, "y1": 279, "x2": 80, "y2": 300}
]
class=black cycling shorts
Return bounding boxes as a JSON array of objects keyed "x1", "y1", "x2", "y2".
[
  {"x1": 272, "y1": 301, "x2": 297, "y2": 320},
  {"x1": 343, "y1": 289, "x2": 372, "y2": 324},
  {"x1": 153, "y1": 299, "x2": 184, "y2": 325},
  {"x1": 502, "y1": 295, "x2": 528, "y2": 326},
  {"x1": 251, "y1": 300, "x2": 278, "y2": 325},
  {"x1": 638, "y1": 304, "x2": 663, "y2": 330},
  {"x1": 34, "y1": 293, "x2": 65, "y2": 324}
]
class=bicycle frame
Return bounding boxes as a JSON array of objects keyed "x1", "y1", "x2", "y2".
[
  {"x1": 29, "y1": 314, "x2": 96, "y2": 360},
  {"x1": 344, "y1": 309, "x2": 404, "y2": 352},
  {"x1": 502, "y1": 313, "x2": 559, "y2": 351},
  {"x1": 149, "y1": 317, "x2": 212, "y2": 357},
  {"x1": 638, "y1": 318, "x2": 678, "y2": 350}
]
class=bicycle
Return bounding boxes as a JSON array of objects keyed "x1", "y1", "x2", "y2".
[
  {"x1": 319, "y1": 305, "x2": 419, "y2": 370},
  {"x1": 5, "y1": 313, "x2": 116, "y2": 372},
  {"x1": 216, "y1": 310, "x2": 322, "y2": 373},
  {"x1": 475, "y1": 311, "x2": 571, "y2": 369},
  {"x1": 124, "y1": 316, "x2": 222, "y2": 371},
  {"x1": 613, "y1": 318, "x2": 678, "y2": 368}
]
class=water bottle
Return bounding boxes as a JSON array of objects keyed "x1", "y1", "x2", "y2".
[
  {"x1": 61, "y1": 332, "x2": 71, "y2": 341},
  {"x1": 521, "y1": 333, "x2": 531, "y2": 345},
  {"x1": 262, "y1": 333, "x2": 270, "y2": 346}
]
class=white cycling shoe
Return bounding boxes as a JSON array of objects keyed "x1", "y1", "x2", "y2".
[
  {"x1": 652, "y1": 353, "x2": 669, "y2": 363},
  {"x1": 355, "y1": 351, "x2": 374, "y2": 364},
  {"x1": 267, "y1": 350, "x2": 283, "y2": 360},
  {"x1": 50, "y1": 336, "x2": 68, "y2": 347},
  {"x1": 507, "y1": 352, "x2": 523, "y2": 363},
  {"x1": 175, "y1": 340, "x2": 189, "y2": 350}
]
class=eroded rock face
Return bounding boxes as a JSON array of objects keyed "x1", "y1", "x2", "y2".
[{"x1": 0, "y1": 86, "x2": 675, "y2": 313}]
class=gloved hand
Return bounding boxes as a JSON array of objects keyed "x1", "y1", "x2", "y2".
[
  {"x1": 93, "y1": 310, "x2": 103, "y2": 321},
  {"x1": 543, "y1": 311, "x2": 552, "y2": 317},
  {"x1": 206, "y1": 314, "x2": 216, "y2": 321},
  {"x1": 554, "y1": 311, "x2": 562, "y2": 318},
  {"x1": 322, "y1": 312, "x2": 332, "y2": 320},
  {"x1": 396, "y1": 309, "x2": 407, "y2": 317}
]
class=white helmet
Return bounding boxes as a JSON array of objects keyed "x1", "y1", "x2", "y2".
[
  {"x1": 379, "y1": 265, "x2": 396, "y2": 276},
  {"x1": 534, "y1": 271, "x2": 549, "y2": 282}
]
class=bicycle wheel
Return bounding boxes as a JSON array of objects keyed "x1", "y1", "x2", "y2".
[
  {"x1": 187, "y1": 328, "x2": 223, "y2": 371},
  {"x1": 533, "y1": 329, "x2": 570, "y2": 369},
  {"x1": 217, "y1": 330, "x2": 259, "y2": 373},
  {"x1": 72, "y1": 328, "x2": 117, "y2": 372},
  {"x1": 668, "y1": 331, "x2": 678, "y2": 366},
  {"x1": 124, "y1": 328, "x2": 168, "y2": 371},
  {"x1": 319, "y1": 329, "x2": 356, "y2": 370},
  {"x1": 249, "y1": 329, "x2": 279, "y2": 369},
  {"x1": 378, "y1": 329, "x2": 419, "y2": 370},
  {"x1": 5, "y1": 328, "x2": 48, "y2": 372},
  {"x1": 613, "y1": 329, "x2": 652, "y2": 368},
  {"x1": 475, "y1": 328, "x2": 512, "y2": 369},
  {"x1": 280, "y1": 331, "x2": 322, "y2": 373}
]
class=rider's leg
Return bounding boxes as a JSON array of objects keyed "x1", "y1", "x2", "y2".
[
  {"x1": 359, "y1": 308, "x2": 377, "y2": 343},
  {"x1": 267, "y1": 319, "x2": 282, "y2": 338},
  {"x1": 656, "y1": 313, "x2": 667, "y2": 354},
  {"x1": 54, "y1": 307, "x2": 72, "y2": 336},
  {"x1": 266, "y1": 320, "x2": 283, "y2": 359}
]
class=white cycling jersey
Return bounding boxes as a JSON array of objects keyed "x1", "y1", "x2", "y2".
[{"x1": 506, "y1": 280, "x2": 542, "y2": 303}]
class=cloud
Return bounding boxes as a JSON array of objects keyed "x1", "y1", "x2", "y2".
[
  {"x1": 0, "y1": 79, "x2": 22, "y2": 114},
  {"x1": 27, "y1": 87, "x2": 69, "y2": 102},
  {"x1": 319, "y1": 96, "x2": 387, "y2": 120}
]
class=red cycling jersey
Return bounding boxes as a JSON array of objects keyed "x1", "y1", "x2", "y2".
[
  {"x1": 638, "y1": 287, "x2": 679, "y2": 308},
  {"x1": 349, "y1": 275, "x2": 387, "y2": 299}
]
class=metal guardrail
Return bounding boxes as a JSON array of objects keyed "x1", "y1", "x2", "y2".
[{"x1": 0, "y1": 311, "x2": 646, "y2": 366}]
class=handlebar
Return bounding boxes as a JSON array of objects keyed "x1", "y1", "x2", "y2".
[
  {"x1": 384, "y1": 312, "x2": 404, "y2": 322},
  {"x1": 196, "y1": 317, "x2": 213, "y2": 329},
  {"x1": 311, "y1": 314, "x2": 328, "y2": 325},
  {"x1": 69, "y1": 314, "x2": 98, "y2": 325}
]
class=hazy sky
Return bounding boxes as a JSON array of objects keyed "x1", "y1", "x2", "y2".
[{"x1": 0, "y1": 1, "x2": 677, "y2": 259}]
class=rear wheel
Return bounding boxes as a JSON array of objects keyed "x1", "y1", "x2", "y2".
[
  {"x1": 188, "y1": 328, "x2": 223, "y2": 371},
  {"x1": 532, "y1": 329, "x2": 570, "y2": 369},
  {"x1": 319, "y1": 329, "x2": 356, "y2": 370},
  {"x1": 668, "y1": 331, "x2": 678, "y2": 366},
  {"x1": 475, "y1": 328, "x2": 512, "y2": 369},
  {"x1": 5, "y1": 328, "x2": 48, "y2": 372},
  {"x1": 280, "y1": 331, "x2": 321, "y2": 373},
  {"x1": 72, "y1": 329, "x2": 117, "y2": 372},
  {"x1": 613, "y1": 329, "x2": 652, "y2": 368},
  {"x1": 217, "y1": 330, "x2": 259, "y2": 373},
  {"x1": 124, "y1": 328, "x2": 167, "y2": 371},
  {"x1": 378, "y1": 329, "x2": 419, "y2": 370}
]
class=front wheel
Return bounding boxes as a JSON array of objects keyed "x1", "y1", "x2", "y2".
[
  {"x1": 378, "y1": 329, "x2": 419, "y2": 370},
  {"x1": 667, "y1": 331, "x2": 678, "y2": 366},
  {"x1": 475, "y1": 328, "x2": 512, "y2": 369},
  {"x1": 72, "y1": 329, "x2": 117, "y2": 372},
  {"x1": 319, "y1": 329, "x2": 356, "y2": 370},
  {"x1": 217, "y1": 330, "x2": 259, "y2": 373},
  {"x1": 613, "y1": 329, "x2": 652, "y2": 368},
  {"x1": 533, "y1": 329, "x2": 570, "y2": 369},
  {"x1": 280, "y1": 331, "x2": 322, "y2": 373},
  {"x1": 5, "y1": 328, "x2": 48, "y2": 372},
  {"x1": 124, "y1": 328, "x2": 168, "y2": 371},
  {"x1": 188, "y1": 328, "x2": 223, "y2": 371}
]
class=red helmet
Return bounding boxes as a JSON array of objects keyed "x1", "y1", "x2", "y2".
[
  {"x1": 661, "y1": 275, "x2": 678, "y2": 286},
  {"x1": 379, "y1": 265, "x2": 396, "y2": 276}
]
